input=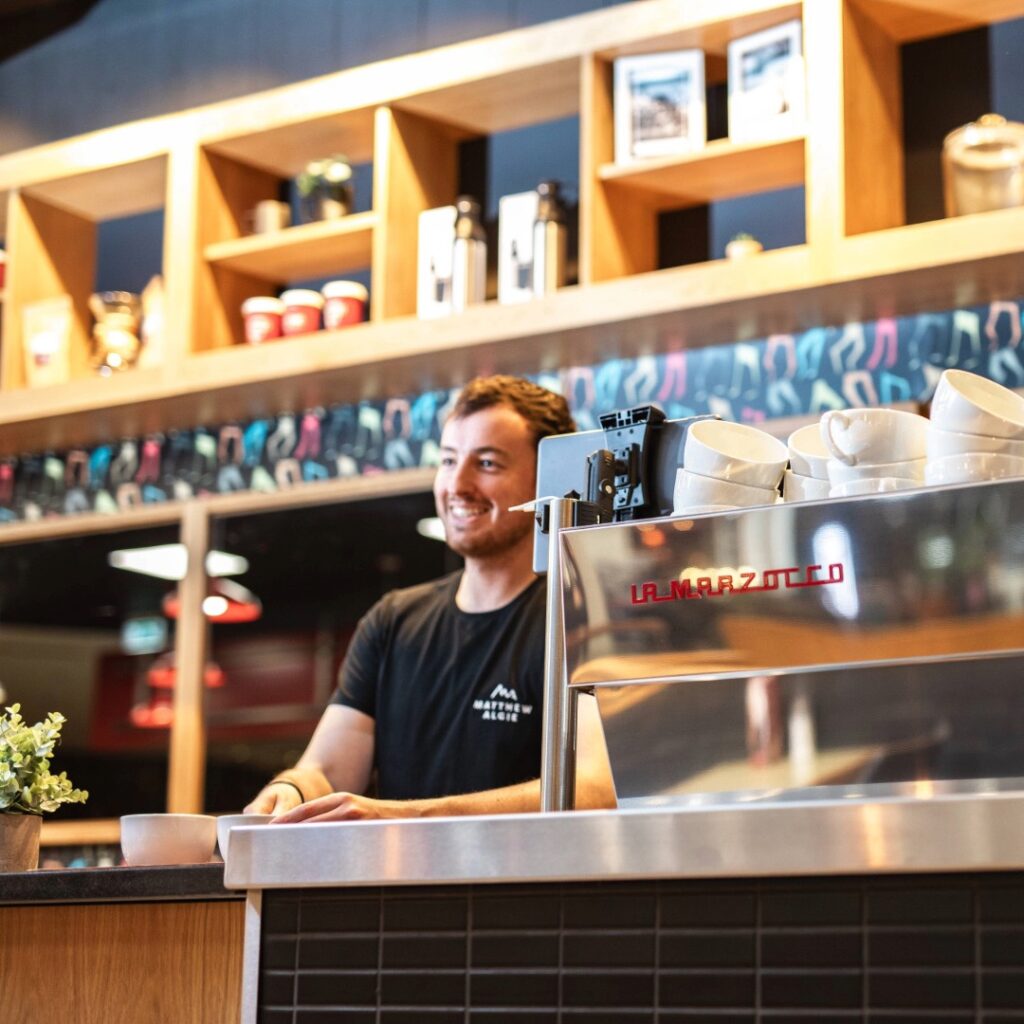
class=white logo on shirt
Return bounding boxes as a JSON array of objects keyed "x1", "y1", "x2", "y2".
[{"x1": 473, "y1": 683, "x2": 533, "y2": 723}]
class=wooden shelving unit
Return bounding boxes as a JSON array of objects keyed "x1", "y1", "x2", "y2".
[{"x1": 0, "y1": 0, "x2": 1021, "y2": 454}]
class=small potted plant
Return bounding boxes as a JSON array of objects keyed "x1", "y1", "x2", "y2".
[
  {"x1": 725, "y1": 232, "x2": 764, "y2": 260},
  {"x1": 296, "y1": 154, "x2": 354, "y2": 222},
  {"x1": 1, "y1": 704, "x2": 88, "y2": 872}
]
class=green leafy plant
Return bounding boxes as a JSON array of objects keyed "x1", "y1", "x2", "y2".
[
  {"x1": 0, "y1": 704, "x2": 88, "y2": 815},
  {"x1": 296, "y1": 154, "x2": 353, "y2": 198}
]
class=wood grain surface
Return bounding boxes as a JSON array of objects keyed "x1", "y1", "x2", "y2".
[{"x1": 0, "y1": 899, "x2": 244, "y2": 1024}]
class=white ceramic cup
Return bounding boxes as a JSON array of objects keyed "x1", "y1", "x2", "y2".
[
  {"x1": 820, "y1": 408, "x2": 929, "y2": 466},
  {"x1": 929, "y1": 368, "x2": 1024, "y2": 439},
  {"x1": 673, "y1": 468, "x2": 777, "y2": 513},
  {"x1": 120, "y1": 813, "x2": 217, "y2": 866},
  {"x1": 926, "y1": 424, "x2": 1024, "y2": 460},
  {"x1": 251, "y1": 199, "x2": 291, "y2": 234},
  {"x1": 826, "y1": 456, "x2": 926, "y2": 486},
  {"x1": 787, "y1": 423, "x2": 831, "y2": 480},
  {"x1": 216, "y1": 814, "x2": 273, "y2": 861},
  {"x1": 829, "y1": 476, "x2": 920, "y2": 498},
  {"x1": 782, "y1": 469, "x2": 832, "y2": 503},
  {"x1": 924, "y1": 451, "x2": 1024, "y2": 486},
  {"x1": 683, "y1": 419, "x2": 788, "y2": 488}
]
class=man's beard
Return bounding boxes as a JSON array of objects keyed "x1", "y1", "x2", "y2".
[{"x1": 444, "y1": 510, "x2": 533, "y2": 560}]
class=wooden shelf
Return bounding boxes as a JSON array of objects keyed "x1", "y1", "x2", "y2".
[
  {"x1": 204, "y1": 109, "x2": 377, "y2": 179},
  {"x1": 203, "y1": 211, "x2": 376, "y2": 281},
  {"x1": 23, "y1": 155, "x2": 167, "y2": 222},
  {"x1": 5, "y1": 203, "x2": 1024, "y2": 457},
  {"x1": 598, "y1": 135, "x2": 806, "y2": 209},
  {"x1": 856, "y1": 0, "x2": 1024, "y2": 42}
]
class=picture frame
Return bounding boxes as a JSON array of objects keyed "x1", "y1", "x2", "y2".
[
  {"x1": 613, "y1": 49, "x2": 706, "y2": 165},
  {"x1": 727, "y1": 19, "x2": 805, "y2": 143}
]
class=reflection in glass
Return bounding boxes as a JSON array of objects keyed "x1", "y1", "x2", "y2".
[
  {"x1": 0, "y1": 525, "x2": 180, "y2": 819},
  {"x1": 204, "y1": 493, "x2": 454, "y2": 812}
]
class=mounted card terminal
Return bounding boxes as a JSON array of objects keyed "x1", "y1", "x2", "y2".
[{"x1": 532, "y1": 404, "x2": 711, "y2": 573}]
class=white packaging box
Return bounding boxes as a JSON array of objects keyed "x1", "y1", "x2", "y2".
[
  {"x1": 417, "y1": 205, "x2": 457, "y2": 319},
  {"x1": 497, "y1": 190, "x2": 539, "y2": 305}
]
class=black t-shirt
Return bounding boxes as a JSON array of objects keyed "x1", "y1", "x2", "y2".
[{"x1": 332, "y1": 571, "x2": 546, "y2": 800}]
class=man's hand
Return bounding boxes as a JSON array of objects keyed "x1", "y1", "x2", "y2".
[
  {"x1": 244, "y1": 781, "x2": 305, "y2": 816},
  {"x1": 272, "y1": 791, "x2": 415, "y2": 823}
]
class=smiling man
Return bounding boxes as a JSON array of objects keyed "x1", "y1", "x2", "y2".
[{"x1": 247, "y1": 375, "x2": 616, "y2": 822}]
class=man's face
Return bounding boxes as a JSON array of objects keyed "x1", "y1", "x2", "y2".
[{"x1": 433, "y1": 405, "x2": 538, "y2": 562}]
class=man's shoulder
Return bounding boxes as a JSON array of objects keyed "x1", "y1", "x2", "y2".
[{"x1": 375, "y1": 571, "x2": 460, "y2": 621}]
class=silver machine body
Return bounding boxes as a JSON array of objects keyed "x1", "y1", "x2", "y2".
[{"x1": 534, "y1": 419, "x2": 1024, "y2": 810}]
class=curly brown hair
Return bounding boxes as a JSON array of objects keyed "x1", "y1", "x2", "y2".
[{"x1": 450, "y1": 375, "x2": 576, "y2": 447}]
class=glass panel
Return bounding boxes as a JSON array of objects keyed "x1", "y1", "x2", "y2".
[
  {"x1": 0, "y1": 523, "x2": 180, "y2": 820},
  {"x1": 205, "y1": 491, "x2": 453, "y2": 812}
]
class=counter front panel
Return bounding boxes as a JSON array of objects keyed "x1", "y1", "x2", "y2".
[{"x1": 254, "y1": 872, "x2": 1024, "y2": 1021}]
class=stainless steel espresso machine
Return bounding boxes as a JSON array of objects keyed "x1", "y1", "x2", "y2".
[{"x1": 531, "y1": 405, "x2": 1024, "y2": 813}]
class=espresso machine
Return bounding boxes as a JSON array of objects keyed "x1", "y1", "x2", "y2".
[{"x1": 531, "y1": 406, "x2": 1024, "y2": 813}]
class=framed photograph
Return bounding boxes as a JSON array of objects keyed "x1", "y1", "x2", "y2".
[
  {"x1": 728, "y1": 19, "x2": 805, "y2": 143},
  {"x1": 613, "y1": 49, "x2": 706, "y2": 165}
]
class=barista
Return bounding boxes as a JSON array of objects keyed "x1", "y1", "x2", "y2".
[{"x1": 246, "y1": 375, "x2": 616, "y2": 821}]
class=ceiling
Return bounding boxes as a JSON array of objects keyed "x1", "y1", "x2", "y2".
[{"x1": 0, "y1": 0, "x2": 100, "y2": 62}]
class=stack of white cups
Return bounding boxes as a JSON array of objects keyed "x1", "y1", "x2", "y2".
[
  {"x1": 674, "y1": 419, "x2": 788, "y2": 514},
  {"x1": 782, "y1": 424, "x2": 831, "y2": 502},
  {"x1": 925, "y1": 369, "x2": 1024, "y2": 484},
  {"x1": 819, "y1": 407, "x2": 929, "y2": 497}
]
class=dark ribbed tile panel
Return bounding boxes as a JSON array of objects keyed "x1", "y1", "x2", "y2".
[{"x1": 257, "y1": 873, "x2": 1024, "y2": 1022}]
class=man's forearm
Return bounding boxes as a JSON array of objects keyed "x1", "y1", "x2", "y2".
[
  {"x1": 274, "y1": 764, "x2": 336, "y2": 803},
  {"x1": 412, "y1": 779, "x2": 540, "y2": 817},
  {"x1": 411, "y1": 772, "x2": 616, "y2": 818}
]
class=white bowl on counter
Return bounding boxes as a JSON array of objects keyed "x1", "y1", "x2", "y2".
[
  {"x1": 217, "y1": 814, "x2": 273, "y2": 860},
  {"x1": 120, "y1": 813, "x2": 217, "y2": 866}
]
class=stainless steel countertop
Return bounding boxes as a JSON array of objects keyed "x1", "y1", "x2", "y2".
[{"x1": 224, "y1": 787, "x2": 1024, "y2": 890}]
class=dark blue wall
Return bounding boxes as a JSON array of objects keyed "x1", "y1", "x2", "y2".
[{"x1": 0, "y1": 0, "x2": 622, "y2": 153}]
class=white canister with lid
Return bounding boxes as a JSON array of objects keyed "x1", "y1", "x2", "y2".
[{"x1": 942, "y1": 114, "x2": 1024, "y2": 216}]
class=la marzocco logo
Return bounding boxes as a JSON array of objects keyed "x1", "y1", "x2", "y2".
[{"x1": 630, "y1": 563, "x2": 846, "y2": 605}]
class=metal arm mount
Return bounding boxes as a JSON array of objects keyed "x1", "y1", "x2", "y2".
[
  {"x1": 511, "y1": 493, "x2": 585, "y2": 812},
  {"x1": 538, "y1": 495, "x2": 580, "y2": 813}
]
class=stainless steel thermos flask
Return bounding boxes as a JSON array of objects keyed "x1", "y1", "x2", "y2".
[
  {"x1": 531, "y1": 180, "x2": 567, "y2": 297},
  {"x1": 451, "y1": 196, "x2": 487, "y2": 312}
]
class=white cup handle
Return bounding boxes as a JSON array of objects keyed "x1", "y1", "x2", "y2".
[{"x1": 821, "y1": 411, "x2": 856, "y2": 466}]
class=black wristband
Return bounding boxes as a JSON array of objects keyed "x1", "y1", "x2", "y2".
[{"x1": 269, "y1": 777, "x2": 305, "y2": 803}]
